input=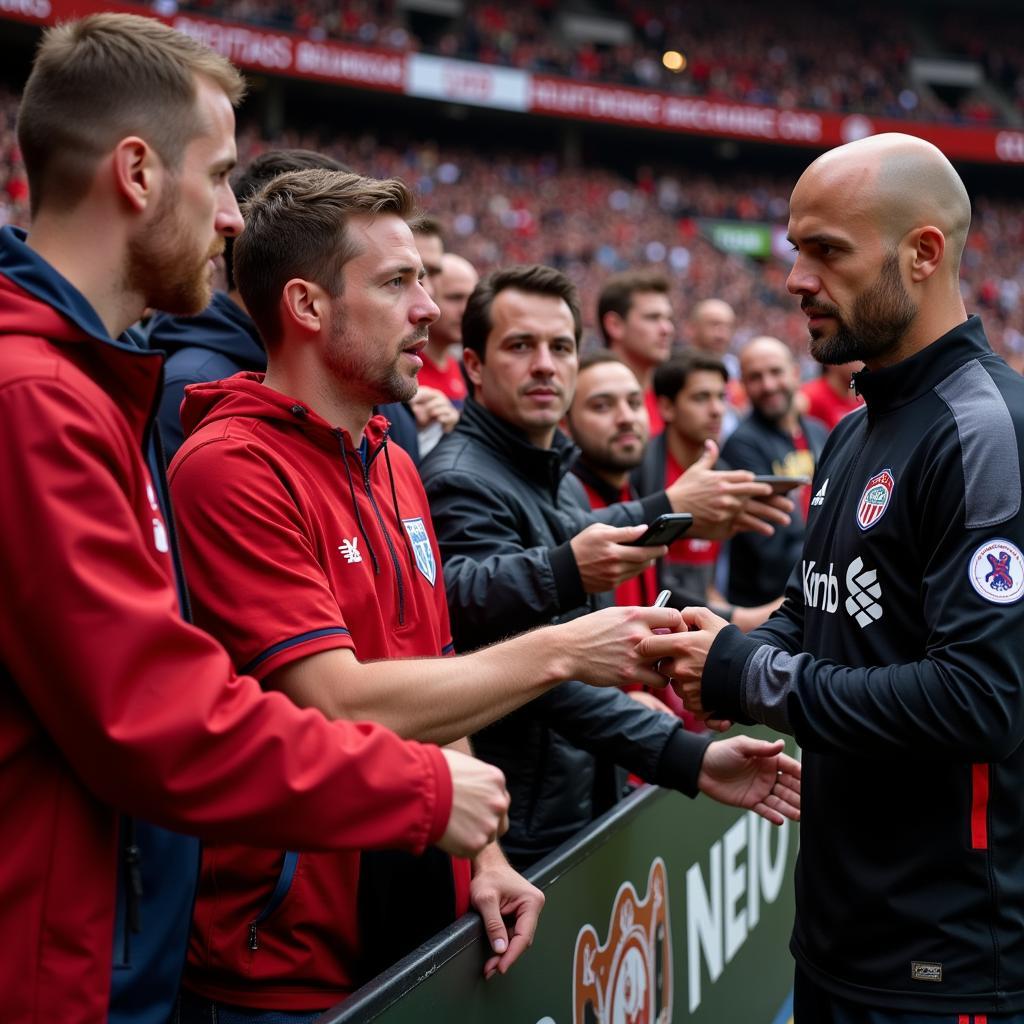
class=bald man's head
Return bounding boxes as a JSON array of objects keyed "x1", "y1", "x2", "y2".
[
  {"x1": 739, "y1": 336, "x2": 799, "y2": 423},
  {"x1": 787, "y1": 133, "x2": 970, "y2": 367},
  {"x1": 433, "y1": 251, "x2": 479, "y2": 348},
  {"x1": 796, "y1": 133, "x2": 971, "y2": 273},
  {"x1": 690, "y1": 298, "x2": 736, "y2": 356}
]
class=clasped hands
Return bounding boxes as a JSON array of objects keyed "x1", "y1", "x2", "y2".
[
  {"x1": 636, "y1": 606, "x2": 801, "y2": 826},
  {"x1": 636, "y1": 605, "x2": 729, "y2": 720}
]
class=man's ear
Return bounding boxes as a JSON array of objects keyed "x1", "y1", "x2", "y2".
[
  {"x1": 281, "y1": 278, "x2": 327, "y2": 335},
  {"x1": 112, "y1": 136, "x2": 159, "y2": 214},
  {"x1": 656, "y1": 394, "x2": 675, "y2": 424},
  {"x1": 463, "y1": 346, "x2": 484, "y2": 389},
  {"x1": 602, "y1": 310, "x2": 624, "y2": 345},
  {"x1": 907, "y1": 225, "x2": 946, "y2": 283}
]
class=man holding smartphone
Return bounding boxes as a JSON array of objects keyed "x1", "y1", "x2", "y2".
[
  {"x1": 568, "y1": 350, "x2": 780, "y2": 634},
  {"x1": 421, "y1": 265, "x2": 799, "y2": 867},
  {"x1": 630, "y1": 351, "x2": 783, "y2": 626},
  {"x1": 722, "y1": 336, "x2": 829, "y2": 606}
]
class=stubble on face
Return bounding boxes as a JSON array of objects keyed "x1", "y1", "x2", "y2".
[
  {"x1": 806, "y1": 251, "x2": 918, "y2": 366},
  {"x1": 127, "y1": 176, "x2": 223, "y2": 316},
  {"x1": 326, "y1": 315, "x2": 427, "y2": 406}
]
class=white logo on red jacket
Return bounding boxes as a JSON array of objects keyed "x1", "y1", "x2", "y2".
[
  {"x1": 338, "y1": 538, "x2": 362, "y2": 564},
  {"x1": 145, "y1": 482, "x2": 169, "y2": 554}
]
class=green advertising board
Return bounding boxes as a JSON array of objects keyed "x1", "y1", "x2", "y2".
[
  {"x1": 704, "y1": 220, "x2": 774, "y2": 259},
  {"x1": 319, "y1": 740, "x2": 799, "y2": 1024}
]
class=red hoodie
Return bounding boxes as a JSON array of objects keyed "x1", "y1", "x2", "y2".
[
  {"x1": 0, "y1": 238, "x2": 451, "y2": 1023},
  {"x1": 169, "y1": 373, "x2": 471, "y2": 1011}
]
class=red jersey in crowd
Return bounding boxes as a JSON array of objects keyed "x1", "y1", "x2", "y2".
[
  {"x1": 663, "y1": 447, "x2": 721, "y2": 588},
  {"x1": 800, "y1": 374, "x2": 863, "y2": 430},
  {"x1": 170, "y1": 374, "x2": 470, "y2": 1013},
  {"x1": 417, "y1": 350, "x2": 468, "y2": 404}
]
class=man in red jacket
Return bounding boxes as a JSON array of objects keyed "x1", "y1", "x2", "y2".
[
  {"x1": 167, "y1": 168, "x2": 689, "y2": 1019},
  {"x1": 0, "y1": 15, "x2": 516, "y2": 1024}
]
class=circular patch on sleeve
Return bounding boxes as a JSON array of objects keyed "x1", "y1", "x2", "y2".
[{"x1": 968, "y1": 539, "x2": 1024, "y2": 604}]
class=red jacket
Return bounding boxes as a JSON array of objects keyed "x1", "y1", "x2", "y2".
[
  {"x1": 170, "y1": 374, "x2": 470, "y2": 1011},
  {"x1": 0, "y1": 228, "x2": 451, "y2": 1024}
]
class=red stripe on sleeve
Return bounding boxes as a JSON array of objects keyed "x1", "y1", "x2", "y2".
[
  {"x1": 971, "y1": 764, "x2": 989, "y2": 850},
  {"x1": 975, "y1": 1015, "x2": 988, "y2": 1024},
  {"x1": 958, "y1": 1015, "x2": 969, "y2": 1024}
]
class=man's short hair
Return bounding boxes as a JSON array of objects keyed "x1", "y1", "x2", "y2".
[
  {"x1": 577, "y1": 349, "x2": 630, "y2": 375},
  {"x1": 234, "y1": 168, "x2": 416, "y2": 347},
  {"x1": 462, "y1": 264, "x2": 583, "y2": 360},
  {"x1": 597, "y1": 271, "x2": 670, "y2": 344},
  {"x1": 17, "y1": 12, "x2": 245, "y2": 216},
  {"x1": 410, "y1": 213, "x2": 444, "y2": 244},
  {"x1": 224, "y1": 149, "x2": 350, "y2": 291},
  {"x1": 653, "y1": 351, "x2": 728, "y2": 402}
]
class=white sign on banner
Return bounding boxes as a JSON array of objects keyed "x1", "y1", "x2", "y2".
[{"x1": 406, "y1": 54, "x2": 530, "y2": 111}]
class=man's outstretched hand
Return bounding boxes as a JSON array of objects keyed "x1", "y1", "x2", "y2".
[{"x1": 698, "y1": 737, "x2": 801, "y2": 825}]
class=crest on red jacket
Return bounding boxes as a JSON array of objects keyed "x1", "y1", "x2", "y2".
[
  {"x1": 402, "y1": 516, "x2": 436, "y2": 586},
  {"x1": 573, "y1": 858, "x2": 672, "y2": 1024},
  {"x1": 856, "y1": 468, "x2": 894, "y2": 531}
]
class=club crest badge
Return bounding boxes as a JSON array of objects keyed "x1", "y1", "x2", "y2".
[
  {"x1": 402, "y1": 517, "x2": 436, "y2": 586},
  {"x1": 573, "y1": 858, "x2": 672, "y2": 1024},
  {"x1": 968, "y1": 539, "x2": 1024, "y2": 604},
  {"x1": 856, "y1": 469, "x2": 895, "y2": 531}
]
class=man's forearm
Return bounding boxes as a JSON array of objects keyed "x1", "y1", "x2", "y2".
[{"x1": 269, "y1": 628, "x2": 577, "y2": 746}]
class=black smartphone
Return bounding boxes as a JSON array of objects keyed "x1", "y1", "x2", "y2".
[
  {"x1": 752, "y1": 474, "x2": 812, "y2": 494},
  {"x1": 626, "y1": 513, "x2": 694, "y2": 547}
]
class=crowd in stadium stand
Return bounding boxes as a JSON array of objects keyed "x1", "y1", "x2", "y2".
[
  {"x1": 170, "y1": 0, "x2": 1013, "y2": 123},
  {"x1": 0, "y1": 88, "x2": 1020, "y2": 367}
]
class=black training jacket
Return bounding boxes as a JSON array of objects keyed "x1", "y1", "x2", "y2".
[
  {"x1": 721, "y1": 408, "x2": 828, "y2": 606},
  {"x1": 704, "y1": 317, "x2": 1024, "y2": 1013},
  {"x1": 420, "y1": 398, "x2": 712, "y2": 865}
]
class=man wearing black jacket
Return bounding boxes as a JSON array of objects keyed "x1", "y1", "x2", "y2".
[
  {"x1": 722, "y1": 336, "x2": 828, "y2": 606},
  {"x1": 420, "y1": 264, "x2": 798, "y2": 866},
  {"x1": 645, "y1": 133, "x2": 1024, "y2": 1021}
]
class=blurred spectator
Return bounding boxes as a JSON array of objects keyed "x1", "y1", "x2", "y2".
[
  {"x1": 799, "y1": 361, "x2": 865, "y2": 430},
  {"x1": 418, "y1": 252, "x2": 477, "y2": 404},
  {"x1": 722, "y1": 336, "x2": 827, "y2": 605},
  {"x1": 597, "y1": 270, "x2": 675, "y2": 434}
]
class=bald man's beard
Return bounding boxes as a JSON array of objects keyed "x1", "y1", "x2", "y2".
[{"x1": 807, "y1": 252, "x2": 917, "y2": 366}]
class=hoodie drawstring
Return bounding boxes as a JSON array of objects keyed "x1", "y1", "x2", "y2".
[
  {"x1": 338, "y1": 439, "x2": 380, "y2": 575},
  {"x1": 384, "y1": 442, "x2": 417, "y2": 571}
]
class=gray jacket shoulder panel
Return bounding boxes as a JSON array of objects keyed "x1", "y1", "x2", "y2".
[{"x1": 934, "y1": 357, "x2": 1022, "y2": 529}]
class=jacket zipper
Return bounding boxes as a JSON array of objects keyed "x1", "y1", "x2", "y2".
[{"x1": 360, "y1": 443, "x2": 406, "y2": 627}]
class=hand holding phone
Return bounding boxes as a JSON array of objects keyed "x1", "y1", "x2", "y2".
[
  {"x1": 752, "y1": 475, "x2": 811, "y2": 494},
  {"x1": 625, "y1": 513, "x2": 694, "y2": 547}
]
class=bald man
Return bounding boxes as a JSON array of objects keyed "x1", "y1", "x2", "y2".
[
  {"x1": 418, "y1": 252, "x2": 478, "y2": 404},
  {"x1": 721, "y1": 336, "x2": 828, "y2": 605},
  {"x1": 643, "y1": 134, "x2": 1024, "y2": 1022}
]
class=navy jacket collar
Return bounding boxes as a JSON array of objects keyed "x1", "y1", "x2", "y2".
[{"x1": 852, "y1": 315, "x2": 992, "y2": 413}]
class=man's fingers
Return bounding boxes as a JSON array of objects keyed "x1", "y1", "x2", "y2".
[
  {"x1": 745, "y1": 498, "x2": 794, "y2": 526},
  {"x1": 632, "y1": 606, "x2": 683, "y2": 632},
  {"x1": 718, "y1": 479, "x2": 773, "y2": 498},
  {"x1": 704, "y1": 717, "x2": 733, "y2": 732},
  {"x1": 630, "y1": 666, "x2": 670, "y2": 689},
  {"x1": 752, "y1": 801, "x2": 787, "y2": 826},
  {"x1": 613, "y1": 542, "x2": 669, "y2": 563},
  {"x1": 475, "y1": 889, "x2": 509, "y2": 956},
  {"x1": 680, "y1": 605, "x2": 722, "y2": 629},
  {"x1": 733, "y1": 510, "x2": 777, "y2": 537}
]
